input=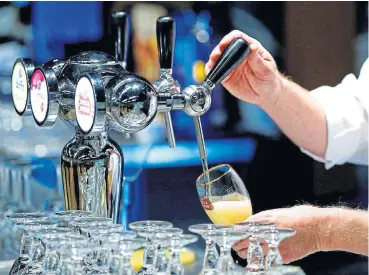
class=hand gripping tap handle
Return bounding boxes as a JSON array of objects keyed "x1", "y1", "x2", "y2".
[
  {"x1": 205, "y1": 38, "x2": 250, "y2": 89},
  {"x1": 111, "y1": 11, "x2": 129, "y2": 69},
  {"x1": 157, "y1": 16, "x2": 176, "y2": 148}
]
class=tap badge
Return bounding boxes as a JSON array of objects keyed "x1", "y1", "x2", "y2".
[
  {"x1": 30, "y1": 70, "x2": 48, "y2": 123},
  {"x1": 75, "y1": 77, "x2": 95, "y2": 133},
  {"x1": 11, "y1": 62, "x2": 28, "y2": 113}
]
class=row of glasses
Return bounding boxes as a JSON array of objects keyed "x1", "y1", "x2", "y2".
[
  {"x1": 6, "y1": 211, "x2": 200, "y2": 275},
  {"x1": 128, "y1": 220, "x2": 200, "y2": 275},
  {"x1": 189, "y1": 222, "x2": 304, "y2": 275}
]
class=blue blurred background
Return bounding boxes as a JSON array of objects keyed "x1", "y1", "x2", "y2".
[{"x1": 0, "y1": 1, "x2": 367, "y2": 274}]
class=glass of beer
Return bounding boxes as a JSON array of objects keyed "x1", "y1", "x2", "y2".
[{"x1": 196, "y1": 164, "x2": 253, "y2": 226}]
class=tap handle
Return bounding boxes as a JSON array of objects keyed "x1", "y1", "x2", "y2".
[
  {"x1": 205, "y1": 38, "x2": 250, "y2": 88},
  {"x1": 111, "y1": 11, "x2": 129, "y2": 68},
  {"x1": 11, "y1": 58, "x2": 35, "y2": 116},
  {"x1": 157, "y1": 16, "x2": 175, "y2": 70}
]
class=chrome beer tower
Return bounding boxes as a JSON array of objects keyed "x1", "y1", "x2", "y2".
[{"x1": 11, "y1": 12, "x2": 250, "y2": 224}]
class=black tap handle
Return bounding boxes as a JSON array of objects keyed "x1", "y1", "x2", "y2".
[
  {"x1": 205, "y1": 38, "x2": 250, "y2": 87},
  {"x1": 111, "y1": 11, "x2": 129, "y2": 65},
  {"x1": 156, "y1": 16, "x2": 175, "y2": 70}
]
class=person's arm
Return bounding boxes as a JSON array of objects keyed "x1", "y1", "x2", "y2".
[
  {"x1": 262, "y1": 70, "x2": 368, "y2": 168},
  {"x1": 207, "y1": 31, "x2": 368, "y2": 168},
  {"x1": 318, "y1": 207, "x2": 368, "y2": 256},
  {"x1": 259, "y1": 77, "x2": 328, "y2": 159}
]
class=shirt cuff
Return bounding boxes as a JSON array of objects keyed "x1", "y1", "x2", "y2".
[{"x1": 301, "y1": 80, "x2": 363, "y2": 169}]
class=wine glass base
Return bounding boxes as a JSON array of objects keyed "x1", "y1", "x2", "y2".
[
  {"x1": 200, "y1": 269, "x2": 220, "y2": 275},
  {"x1": 245, "y1": 264, "x2": 264, "y2": 272},
  {"x1": 136, "y1": 266, "x2": 157, "y2": 275}
]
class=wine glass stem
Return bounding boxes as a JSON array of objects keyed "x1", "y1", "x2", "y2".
[
  {"x1": 266, "y1": 243, "x2": 283, "y2": 268},
  {"x1": 169, "y1": 248, "x2": 183, "y2": 275},
  {"x1": 203, "y1": 238, "x2": 218, "y2": 270},
  {"x1": 19, "y1": 232, "x2": 31, "y2": 260},
  {"x1": 247, "y1": 236, "x2": 264, "y2": 268},
  {"x1": 143, "y1": 241, "x2": 156, "y2": 266},
  {"x1": 156, "y1": 245, "x2": 169, "y2": 272},
  {"x1": 216, "y1": 245, "x2": 234, "y2": 272}
]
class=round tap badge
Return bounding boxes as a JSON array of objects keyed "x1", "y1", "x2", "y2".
[
  {"x1": 75, "y1": 77, "x2": 95, "y2": 133},
  {"x1": 12, "y1": 62, "x2": 28, "y2": 114},
  {"x1": 30, "y1": 70, "x2": 48, "y2": 124}
]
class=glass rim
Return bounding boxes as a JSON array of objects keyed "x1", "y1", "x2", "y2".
[
  {"x1": 55, "y1": 210, "x2": 94, "y2": 217},
  {"x1": 69, "y1": 217, "x2": 113, "y2": 225},
  {"x1": 129, "y1": 220, "x2": 173, "y2": 230},
  {"x1": 196, "y1": 163, "x2": 232, "y2": 186}
]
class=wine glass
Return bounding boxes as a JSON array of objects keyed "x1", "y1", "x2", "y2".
[
  {"x1": 265, "y1": 265, "x2": 306, "y2": 275},
  {"x1": 110, "y1": 237, "x2": 148, "y2": 275},
  {"x1": 42, "y1": 235, "x2": 89, "y2": 274},
  {"x1": 87, "y1": 231, "x2": 137, "y2": 274},
  {"x1": 188, "y1": 224, "x2": 229, "y2": 275},
  {"x1": 261, "y1": 228, "x2": 296, "y2": 269},
  {"x1": 167, "y1": 233, "x2": 199, "y2": 275},
  {"x1": 129, "y1": 220, "x2": 173, "y2": 274},
  {"x1": 233, "y1": 220, "x2": 276, "y2": 272},
  {"x1": 211, "y1": 228, "x2": 245, "y2": 274},
  {"x1": 196, "y1": 164, "x2": 252, "y2": 226}
]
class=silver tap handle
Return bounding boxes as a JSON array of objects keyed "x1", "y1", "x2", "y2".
[
  {"x1": 193, "y1": 116, "x2": 210, "y2": 183},
  {"x1": 164, "y1": 112, "x2": 175, "y2": 148}
]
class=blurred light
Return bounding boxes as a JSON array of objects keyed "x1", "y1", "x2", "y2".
[
  {"x1": 196, "y1": 21, "x2": 207, "y2": 30},
  {"x1": 196, "y1": 30, "x2": 209, "y2": 43},
  {"x1": 192, "y1": 61, "x2": 206, "y2": 83},
  {"x1": 35, "y1": 144, "x2": 48, "y2": 157},
  {"x1": 11, "y1": 118, "x2": 22, "y2": 131}
]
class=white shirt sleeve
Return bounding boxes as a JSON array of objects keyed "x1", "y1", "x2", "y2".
[{"x1": 301, "y1": 59, "x2": 369, "y2": 169}]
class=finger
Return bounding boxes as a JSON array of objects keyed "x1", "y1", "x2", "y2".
[
  {"x1": 232, "y1": 239, "x2": 249, "y2": 251},
  {"x1": 237, "y1": 248, "x2": 248, "y2": 259},
  {"x1": 208, "y1": 30, "x2": 261, "y2": 63},
  {"x1": 246, "y1": 45, "x2": 274, "y2": 78},
  {"x1": 205, "y1": 43, "x2": 259, "y2": 76}
]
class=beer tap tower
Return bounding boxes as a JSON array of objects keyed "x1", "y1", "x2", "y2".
[{"x1": 11, "y1": 12, "x2": 250, "y2": 224}]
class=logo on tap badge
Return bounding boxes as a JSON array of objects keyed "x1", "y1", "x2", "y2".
[
  {"x1": 30, "y1": 70, "x2": 48, "y2": 123},
  {"x1": 75, "y1": 77, "x2": 96, "y2": 133},
  {"x1": 12, "y1": 62, "x2": 28, "y2": 114},
  {"x1": 200, "y1": 198, "x2": 214, "y2": 211}
]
